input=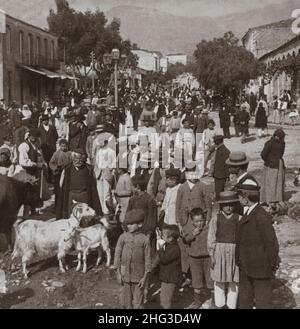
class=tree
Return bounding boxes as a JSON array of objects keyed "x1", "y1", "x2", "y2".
[
  {"x1": 193, "y1": 31, "x2": 264, "y2": 97},
  {"x1": 165, "y1": 62, "x2": 187, "y2": 81},
  {"x1": 47, "y1": 3, "x2": 136, "y2": 83}
]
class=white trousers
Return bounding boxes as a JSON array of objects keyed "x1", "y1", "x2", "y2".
[
  {"x1": 97, "y1": 175, "x2": 111, "y2": 214},
  {"x1": 214, "y1": 282, "x2": 238, "y2": 309}
]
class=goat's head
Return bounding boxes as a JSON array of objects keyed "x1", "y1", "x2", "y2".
[{"x1": 71, "y1": 202, "x2": 96, "y2": 222}]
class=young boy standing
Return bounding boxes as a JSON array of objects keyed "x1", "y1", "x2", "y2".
[
  {"x1": 113, "y1": 209, "x2": 151, "y2": 309},
  {"x1": 183, "y1": 208, "x2": 213, "y2": 309},
  {"x1": 152, "y1": 224, "x2": 181, "y2": 309}
]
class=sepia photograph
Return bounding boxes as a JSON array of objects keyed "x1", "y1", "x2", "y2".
[{"x1": 0, "y1": 0, "x2": 300, "y2": 315}]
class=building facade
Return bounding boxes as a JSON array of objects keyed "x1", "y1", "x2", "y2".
[
  {"x1": 0, "y1": 10, "x2": 73, "y2": 106},
  {"x1": 132, "y1": 49, "x2": 161, "y2": 72},
  {"x1": 259, "y1": 34, "x2": 300, "y2": 101},
  {"x1": 166, "y1": 53, "x2": 187, "y2": 66},
  {"x1": 242, "y1": 19, "x2": 296, "y2": 59}
]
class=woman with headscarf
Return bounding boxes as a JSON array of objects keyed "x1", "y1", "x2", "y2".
[{"x1": 260, "y1": 129, "x2": 286, "y2": 212}]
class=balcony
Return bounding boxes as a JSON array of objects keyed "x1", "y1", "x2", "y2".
[{"x1": 19, "y1": 53, "x2": 60, "y2": 71}]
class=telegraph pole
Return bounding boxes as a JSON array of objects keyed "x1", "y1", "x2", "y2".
[{"x1": 90, "y1": 51, "x2": 95, "y2": 93}]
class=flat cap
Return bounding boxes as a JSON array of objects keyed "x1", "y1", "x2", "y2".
[{"x1": 125, "y1": 209, "x2": 145, "y2": 225}]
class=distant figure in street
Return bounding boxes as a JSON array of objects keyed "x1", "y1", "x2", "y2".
[
  {"x1": 249, "y1": 92, "x2": 257, "y2": 117},
  {"x1": 260, "y1": 129, "x2": 286, "y2": 213},
  {"x1": 255, "y1": 102, "x2": 268, "y2": 138},
  {"x1": 237, "y1": 105, "x2": 250, "y2": 144},
  {"x1": 211, "y1": 135, "x2": 230, "y2": 200},
  {"x1": 219, "y1": 103, "x2": 231, "y2": 139}
]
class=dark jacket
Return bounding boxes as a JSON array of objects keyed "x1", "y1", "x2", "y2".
[
  {"x1": 184, "y1": 225, "x2": 209, "y2": 258},
  {"x1": 155, "y1": 242, "x2": 181, "y2": 284},
  {"x1": 255, "y1": 106, "x2": 268, "y2": 128},
  {"x1": 261, "y1": 138, "x2": 285, "y2": 169},
  {"x1": 69, "y1": 124, "x2": 88, "y2": 151},
  {"x1": 38, "y1": 124, "x2": 58, "y2": 151},
  {"x1": 213, "y1": 144, "x2": 230, "y2": 179},
  {"x1": 219, "y1": 108, "x2": 231, "y2": 128},
  {"x1": 56, "y1": 163, "x2": 101, "y2": 219},
  {"x1": 235, "y1": 205, "x2": 279, "y2": 279},
  {"x1": 194, "y1": 115, "x2": 210, "y2": 133},
  {"x1": 114, "y1": 231, "x2": 151, "y2": 283}
]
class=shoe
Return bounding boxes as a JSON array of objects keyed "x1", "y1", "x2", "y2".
[
  {"x1": 181, "y1": 278, "x2": 191, "y2": 288},
  {"x1": 185, "y1": 301, "x2": 201, "y2": 309}
]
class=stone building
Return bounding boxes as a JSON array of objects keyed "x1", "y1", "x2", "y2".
[
  {"x1": 259, "y1": 34, "x2": 300, "y2": 101},
  {"x1": 0, "y1": 9, "x2": 74, "y2": 106}
]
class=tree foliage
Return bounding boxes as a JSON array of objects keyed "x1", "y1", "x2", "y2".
[
  {"x1": 193, "y1": 32, "x2": 264, "y2": 95},
  {"x1": 48, "y1": 1, "x2": 136, "y2": 79}
]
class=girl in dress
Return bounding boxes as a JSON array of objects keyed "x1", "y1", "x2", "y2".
[{"x1": 207, "y1": 191, "x2": 241, "y2": 309}]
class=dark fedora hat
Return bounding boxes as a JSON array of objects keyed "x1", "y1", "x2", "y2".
[
  {"x1": 217, "y1": 191, "x2": 240, "y2": 204},
  {"x1": 165, "y1": 168, "x2": 181, "y2": 178},
  {"x1": 236, "y1": 178, "x2": 260, "y2": 194},
  {"x1": 226, "y1": 152, "x2": 249, "y2": 166},
  {"x1": 41, "y1": 114, "x2": 50, "y2": 121}
]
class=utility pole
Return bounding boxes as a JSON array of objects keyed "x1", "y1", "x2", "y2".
[{"x1": 90, "y1": 51, "x2": 96, "y2": 93}]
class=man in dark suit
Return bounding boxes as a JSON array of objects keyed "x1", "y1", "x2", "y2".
[
  {"x1": 212, "y1": 135, "x2": 230, "y2": 200},
  {"x1": 236, "y1": 180, "x2": 279, "y2": 309},
  {"x1": 38, "y1": 114, "x2": 58, "y2": 182}
]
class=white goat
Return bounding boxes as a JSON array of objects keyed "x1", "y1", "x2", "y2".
[
  {"x1": 74, "y1": 217, "x2": 111, "y2": 273},
  {"x1": 12, "y1": 203, "x2": 96, "y2": 278}
]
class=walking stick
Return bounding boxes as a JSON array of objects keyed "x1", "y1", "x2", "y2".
[{"x1": 40, "y1": 168, "x2": 43, "y2": 200}]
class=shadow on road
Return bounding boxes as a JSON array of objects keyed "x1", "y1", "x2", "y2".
[{"x1": 0, "y1": 288, "x2": 34, "y2": 309}]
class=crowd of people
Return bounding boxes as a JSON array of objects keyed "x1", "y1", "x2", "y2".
[{"x1": 0, "y1": 83, "x2": 291, "y2": 309}]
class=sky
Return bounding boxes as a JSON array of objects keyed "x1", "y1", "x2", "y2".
[{"x1": 70, "y1": 0, "x2": 285, "y2": 17}]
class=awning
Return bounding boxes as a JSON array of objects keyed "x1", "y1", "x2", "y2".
[
  {"x1": 39, "y1": 68, "x2": 62, "y2": 79},
  {"x1": 19, "y1": 65, "x2": 80, "y2": 80},
  {"x1": 20, "y1": 65, "x2": 47, "y2": 76}
]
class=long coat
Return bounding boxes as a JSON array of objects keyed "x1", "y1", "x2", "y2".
[
  {"x1": 38, "y1": 125, "x2": 58, "y2": 162},
  {"x1": 235, "y1": 205, "x2": 279, "y2": 279},
  {"x1": 56, "y1": 164, "x2": 101, "y2": 219},
  {"x1": 255, "y1": 107, "x2": 268, "y2": 129},
  {"x1": 219, "y1": 108, "x2": 231, "y2": 128},
  {"x1": 213, "y1": 144, "x2": 230, "y2": 179}
]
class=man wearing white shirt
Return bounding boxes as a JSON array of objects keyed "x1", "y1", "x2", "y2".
[
  {"x1": 160, "y1": 168, "x2": 181, "y2": 226},
  {"x1": 94, "y1": 139, "x2": 116, "y2": 214}
]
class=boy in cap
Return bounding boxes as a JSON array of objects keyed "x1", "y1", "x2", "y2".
[
  {"x1": 113, "y1": 209, "x2": 151, "y2": 309},
  {"x1": 152, "y1": 224, "x2": 181, "y2": 309},
  {"x1": 235, "y1": 180, "x2": 279, "y2": 309},
  {"x1": 184, "y1": 208, "x2": 213, "y2": 309}
]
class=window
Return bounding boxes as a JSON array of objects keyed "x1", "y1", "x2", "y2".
[
  {"x1": 6, "y1": 26, "x2": 11, "y2": 54},
  {"x1": 19, "y1": 31, "x2": 24, "y2": 59},
  {"x1": 28, "y1": 34, "x2": 33, "y2": 64},
  {"x1": 36, "y1": 37, "x2": 41, "y2": 58},
  {"x1": 44, "y1": 39, "x2": 48, "y2": 59},
  {"x1": 50, "y1": 40, "x2": 55, "y2": 60}
]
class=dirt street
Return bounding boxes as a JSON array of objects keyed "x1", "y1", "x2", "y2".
[{"x1": 1, "y1": 117, "x2": 300, "y2": 309}]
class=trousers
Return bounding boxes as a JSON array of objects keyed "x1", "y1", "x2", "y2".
[
  {"x1": 160, "y1": 282, "x2": 176, "y2": 309},
  {"x1": 121, "y1": 282, "x2": 144, "y2": 309},
  {"x1": 96, "y1": 174, "x2": 112, "y2": 214},
  {"x1": 238, "y1": 269, "x2": 272, "y2": 309},
  {"x1": 214, "y1": 281, "x2": 238, "y2": 309}
]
